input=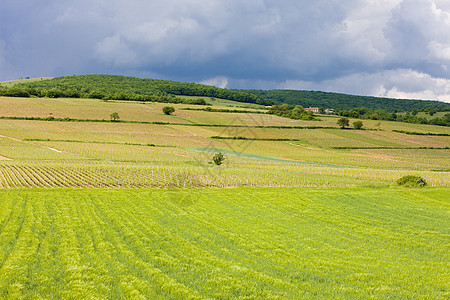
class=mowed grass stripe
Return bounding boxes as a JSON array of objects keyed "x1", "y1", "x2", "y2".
[{"x1": 0, "y1": 187, "x2": 448, "y2": 299}]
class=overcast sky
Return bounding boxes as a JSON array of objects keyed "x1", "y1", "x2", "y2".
[{"x1": 1, "y1": 0, "x2": 450, "y2": 102}]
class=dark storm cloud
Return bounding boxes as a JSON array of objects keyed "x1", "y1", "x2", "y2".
[{"x1": 1, "y1": 0, "x2": 449, "y2": 101}]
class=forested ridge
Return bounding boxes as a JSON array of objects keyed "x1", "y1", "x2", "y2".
[
  {"x1": 244, "y1": 89, "x2": 450, "y2": 112},
  {"x1": 1, "y1": 75, "x2": 450, "y2": 112},
  {"x1": 0, "y1": 75, "x2": 271, "y2": 105}
]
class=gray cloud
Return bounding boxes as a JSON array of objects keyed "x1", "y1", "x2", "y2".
[
  {"x1": 384, "y1": 0, "x2": 450, "y2": 77},
  {"x1": 0, "y1": 0, "x2": 449, "y2": 101},
  {"x1": 277, "y1": 69, "x2": 450, "y2": 102}
]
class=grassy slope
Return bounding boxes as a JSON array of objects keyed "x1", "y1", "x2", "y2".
[
  {"x1": 0, "y1": 77, "x2": 53, "y2": 87},
  {"x1": 0, "y1": 187, "x2": 448, "y2": 299}
]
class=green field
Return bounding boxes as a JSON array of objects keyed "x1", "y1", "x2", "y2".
[
  {"x1": 0, "y1": 93, "x2": 449, "y2": 298},
  {"x1": 0, "y1": 187, "x2": 448, "y2": 299}
]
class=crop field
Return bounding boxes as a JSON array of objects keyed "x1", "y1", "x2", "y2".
[
  {"x1": 0, "y1": 94, "x2": 449, "y2": 298},
  {"x1": 0, "y1": 187, "x2": 448, "y2": 299},
  {"x1": 0, "y1": 96, "x2": 449, "y2": 185},
  {"x1": 0, "y1": 98, "x2": 450, "y2": 188}
]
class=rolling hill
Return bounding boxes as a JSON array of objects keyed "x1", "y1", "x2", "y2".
[
  {"x1": 2, "y1": 75, "x2": 450, "y2": 112},
  {"x1": 243, "y1": 89, "x2": 450, "y2": 112},
  {"x1": 0, "y1": 91, "x2": 448, "y2": 298}
]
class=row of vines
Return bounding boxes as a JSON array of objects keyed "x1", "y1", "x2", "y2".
[{"x1": 0, "y1": 162, "x2": 447, "y2": 188}]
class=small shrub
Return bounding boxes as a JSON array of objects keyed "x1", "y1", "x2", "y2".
[
  {"x1": 163, "y1": 106, "x2": 175, "y2": 115},
  {"x1": 397, "y1": 175, "x2": 427, "y2": 187},
  {"x1": 337, "y1": 117, "x2": 349, "y2": 128},
  {"x1": 212, "y1": 153, "x2": 225, "y2": 165},
  {"x1": 353, "y1": 120, "x2": 363, "y2": 129},
  {"x1": 110, "y1": 112, "x2": 120, "y2": 121}
]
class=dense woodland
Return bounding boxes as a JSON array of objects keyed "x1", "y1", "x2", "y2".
[
  {"x1": 267, "y1": 104, "x2": 318, "y2": 121},
  {"x1": 337, "y1": 107, "x2": 450, "y2": 126},
  {"x1": 1, "y1": 75, "x2": 450, "y2": 116},
  {"x1": 0, "y1": 75, "x2": 271, "y2": 105},
  {"x1": 244, "y1": 89, "x2": 450, "y2": 112}
]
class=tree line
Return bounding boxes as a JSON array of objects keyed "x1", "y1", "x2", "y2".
[
  {"x1": 244, "y1": 89, "x2": 450, "y2": 112},
  {"x1": 336, "y1": 107, "x2": 450, "y2": 126},
  {"x1": 267, "y1": 104, "x2": 318, "y2": 121},
  {"x1": 0, "y1": 75, "x2": 272, "y2": 105}
]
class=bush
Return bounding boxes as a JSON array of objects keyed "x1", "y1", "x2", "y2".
[
  {"x1": 163, "y1": 106, "x2": 175, "y2": 115},
  {"x1": 353, "y1": 120, "x2": 363, "y2": 129},
  {"x1": 397, "y1": 175, "x2": 427, "y2": 187},
  {"x1": 212, "y1": 153, "x2": 225, "y2": 165},
  {"x1": 110, "y1": 112, "x2": 120, "y2": 121},
  {"x1": 186, "y1": 98, "x2": 210, "y2": 105},
  {"x1": 337, "y1": 117, "x2": 349, "y2": 128}
]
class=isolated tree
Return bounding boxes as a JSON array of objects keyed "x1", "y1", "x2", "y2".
[
  {"x1": 163, "y1": 106, "x2": 175, "y2": 115},
  {"x1": 337, "y1": 117, "x2": 349, "y2": 128},
  {"x1": 353, "y1": 120, "x2": 363, "y2": 129},
  {"x1": 110, "y1": 112, "x2": 120, "y2": 121},
  {"x1": 212, "y1": 152, "x2": 225, "y2": 165}
]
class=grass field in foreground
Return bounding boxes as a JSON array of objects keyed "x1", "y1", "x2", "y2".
[{"x1": 0, "y1": 187, "x2": 448, "y2": 299}]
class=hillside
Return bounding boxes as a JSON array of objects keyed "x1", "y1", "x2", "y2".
[
  {"x1": 244, "y1": 89, "x2": 450, "y2": 112},
  {"x1": 0, "y1": 94, "x2": 448, "y2": 298},
  {"x1": 2, "y1": 75, "x2": 450, "y2": 112},
  {"x1": 0, "y1": 96, "x2": 448, "y2": 189},
  {"x1": 0, "y1": 75, "x2": 271, "y2": 105}
]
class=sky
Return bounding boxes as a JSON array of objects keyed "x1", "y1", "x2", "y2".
[{"x1": 1, "y1": 0, "x2": 450, "y2": 102}]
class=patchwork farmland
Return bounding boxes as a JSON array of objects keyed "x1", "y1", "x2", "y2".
[{"x1": 0, "y1": 92, "x2": 449, "y2": 298}]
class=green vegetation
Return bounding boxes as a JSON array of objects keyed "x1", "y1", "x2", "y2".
[
  {"x1": 353, "y1": 120, "x2": 363, "y2": 129},
  {"x1": 0, "y1": 91, "x2": 448, "y2": 298},
  {"x1": 338, "y1": 107, "x2": 450, "y2": 127},
  {"x1": 212, "y1": 152, "x2": 225, "y2": 165},
  {"x1": 0, "y1": 187, "x2": 448, "y2": 299},
  {"x1": 392, "y1": 130, "x2": 450, "y2": 136},
  {"x1": 244, "y1": 89, "x2": 450, "y2": 112},
  {"x1": 162, "y1": 106, "x2": 175, "y2": 115},
  {"x1": 109, "y1": 112, "x2": 120, "y2": 121},
  {"x1": 397, "y1": 175, "x2": 427, "y2": 187},
  {"x1": 0, "y1": 74, "x2": 271, "y2": 105},
  {"x1": 183, "y1": 107, "x2": 266, "y2": 114},
  {"x1": 337, "y1": 117, "x2": 350, "y2": 128},
  {"x1": 3, "y1": 75, "x2": 450, "y2": 126},
  {"x1": 268, "y1": 104, "x2": 318, "y2": 120}
]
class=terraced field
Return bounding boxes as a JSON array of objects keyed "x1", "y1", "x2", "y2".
[{"x1": 0, "y1": 187, "x2": 448, "y2": 299}]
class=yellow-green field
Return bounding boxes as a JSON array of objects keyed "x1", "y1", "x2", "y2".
[
  {"x1": 0, "y1": 96, "x2": 449, "y2": 187},
  {"x1": 0, "y1": 187, "x2": 448, "y2": 299},
  {"x1": 0, "y1": 95, "x2": 449, "y2": 298}
]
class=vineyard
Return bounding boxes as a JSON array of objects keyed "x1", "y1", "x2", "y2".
[
  {"x1": 0, "y1": 161, "x2": 448, "y2": 189},
  {"x1": 0, "y1": 94, "x2": 449, "y2": 298}
]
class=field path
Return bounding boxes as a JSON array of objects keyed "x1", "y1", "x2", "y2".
[{"x1": 191, "y1": 147, "x2": 350, "y2": 168}]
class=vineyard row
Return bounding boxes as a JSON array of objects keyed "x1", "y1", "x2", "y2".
[{"x1": 0, "y1": 163, "x2": 447, "y2": 188}]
